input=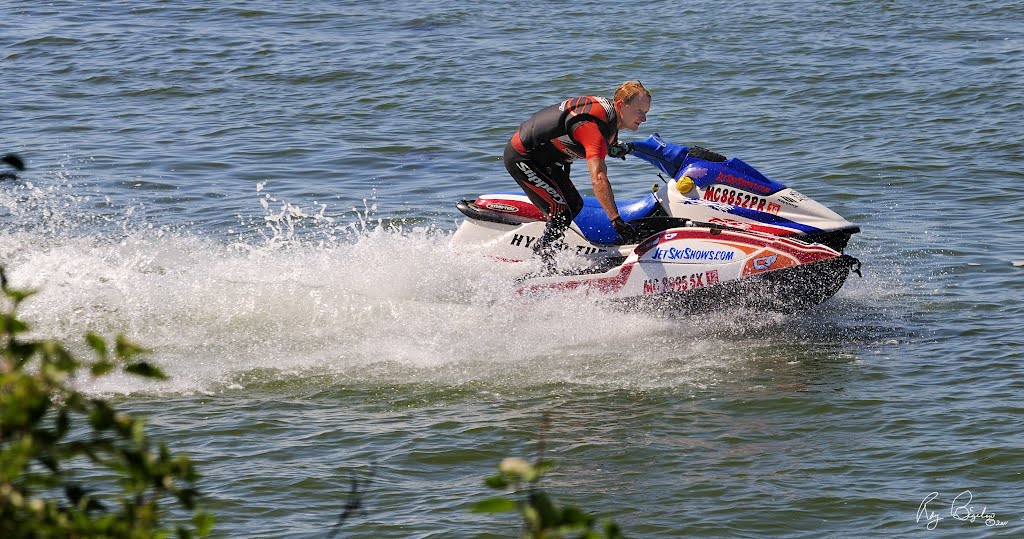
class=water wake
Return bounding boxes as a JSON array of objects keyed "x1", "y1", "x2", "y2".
[{"x1": 1, "y1": 167, "x2": 894, "y2": 396}]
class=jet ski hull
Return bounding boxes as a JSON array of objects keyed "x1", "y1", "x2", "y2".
[
  {"x1": 617, "y1": 254, "x2": 859, "y2": 313},
  {"x1": 514, "y1": 227, "x2": 860, "y2": 314}
]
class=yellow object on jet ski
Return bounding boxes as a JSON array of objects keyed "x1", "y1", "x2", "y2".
[{"x1": 676, "y1": 176, "x2": 695, "y2": 194}]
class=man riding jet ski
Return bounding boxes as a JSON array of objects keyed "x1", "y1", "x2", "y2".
[
  {"x1": 454, "y1": 83, "x2": 861, "y2": 312},
  {"x1": 502, "y1": 80, "x2": 652, "y2": 273}
]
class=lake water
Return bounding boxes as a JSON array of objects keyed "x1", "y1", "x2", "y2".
[{"x1": 2, "y1": 1, "x2": 1023, "y2": 537}]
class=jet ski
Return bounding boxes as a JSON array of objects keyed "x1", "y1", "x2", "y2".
[{"x1": 452, "y1": 134, "x2": 861, "y2": 312}]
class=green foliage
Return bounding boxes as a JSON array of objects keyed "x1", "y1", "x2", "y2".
[
  {"x1": 473, "y1": 456, "x2": 624, "y2": 539},
  {"x1": 1, "y1": 267, "x2": 213, "y2": 538}
]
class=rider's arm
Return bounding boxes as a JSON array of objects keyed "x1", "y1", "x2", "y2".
[
  {"x1": 587, "y1": 158, "x2": 619, "y2": 221},
  {"x1": 574, "y1": 121, "x2": 620, "y2": 220}
]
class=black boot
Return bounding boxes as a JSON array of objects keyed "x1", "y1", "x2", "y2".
[{"x1": 533, "y1": 213, "x2": 569, "y2": 275}]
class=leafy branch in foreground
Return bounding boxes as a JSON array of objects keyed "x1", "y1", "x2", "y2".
[
  {"x1": 1, "y1": 266, "x2": 213, "y2": 538},
  {"x1": 473, "y1": 455, "x2": 624, "y2": 539}
]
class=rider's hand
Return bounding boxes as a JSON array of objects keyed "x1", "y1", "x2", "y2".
[
  {"x1": 611, "y1": 217, "x2": 641, "y2": 244},
  {"x1": 608, "y1": 142, "x2": 632, "y2": 160}
]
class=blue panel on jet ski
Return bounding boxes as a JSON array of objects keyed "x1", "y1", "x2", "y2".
[
  {"x1": 631, "y1": 134, "x2": 688, "y2": 177},
  {"x1": 685, "y1": 158, "x2": 788, "y2": 196},
  {"x1": 632, "y1": 134, "x2": 787, "y2": 196},
  {"x1": 573, "y1": 193, "x2": 660, "y2": 245}
]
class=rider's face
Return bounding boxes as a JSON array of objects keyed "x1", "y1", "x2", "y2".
[{"x1": 616, "y1": 94, "x2": 650, "y2": 132}]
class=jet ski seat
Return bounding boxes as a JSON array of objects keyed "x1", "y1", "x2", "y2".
[{"x1": 573, "y1": 193, "x2": 660, "y2": 245}]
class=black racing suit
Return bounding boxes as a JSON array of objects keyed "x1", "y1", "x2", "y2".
[{"x1": 503, "y1": 96, "x2": 618, "y2": 269}]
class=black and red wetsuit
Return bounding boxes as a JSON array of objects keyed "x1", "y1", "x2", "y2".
[{"x1": 503, "y1": 96, "x2": 619, "y2": 261}]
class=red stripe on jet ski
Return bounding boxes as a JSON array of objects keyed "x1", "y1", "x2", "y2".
[{"x1": 517, "y1": 262, "x2": 635, "y2": 295}]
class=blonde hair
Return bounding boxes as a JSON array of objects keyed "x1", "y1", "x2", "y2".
[{"x1": 613, "y1": 80, "x2": 651, "y2": 105}]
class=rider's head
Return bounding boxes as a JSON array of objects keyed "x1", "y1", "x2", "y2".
[{"x1": 614, "y1": 80, "x2": 651, "y2": 132}]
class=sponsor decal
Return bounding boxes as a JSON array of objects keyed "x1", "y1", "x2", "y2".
[
  {"x1": 714, "y1": 171, "x2": 773, "y2": 195},
  {"x1": 778, "y1": 190, "x2": 807, "y2": 208},
  {"x1": 510, "y1": 233, "x2": 538, "y2": 249},
  {"x1": 642, "y1": 270, "x2": 720, "y2": 295},
  {"x1": 509, "y1": 234, "x2": 604, "y2": 255},
  {"x1": 752, "y1": 254, "x2": 778, "y2": 271},
  {"x1": 703, "y1": 186, "x2": 781, "y2": 215},
  {"x1": 742, "y1": 252, "x2": 797, "y2": 275},
  {"x1": 575, "y1": 245, "x2": 604, "y2": 255},
  {"x1": 515, "y1": 162, "x2": 567, "y2": 205},
  {"x1": 552, "y1": 134, "x2": 584, "y2": 160},
  {"x1": 650, "y1": 247, "x2": 735, "y2": 261},
  {"x1": 485, "y1": 202, "x2": 520, "y2": 213}
]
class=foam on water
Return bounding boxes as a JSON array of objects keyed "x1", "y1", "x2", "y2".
[{"x1": 1, "y1": 166, "x2": 898, "y2": 396}]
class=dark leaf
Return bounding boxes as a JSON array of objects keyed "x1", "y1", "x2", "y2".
[
  {"x1": 85, "y1": 332, "x2": 108, "y2": 358},
  {"x1": 529, "y1": 491, "x2": 559, "y2": 527},
  {"x1": 532, "y1": 459, "x2": 556, "y2": 478},
  {"x1": 115, "y1": 335, "x2": 150, "y2": 360},
  {"x1": 124, "y1": 361, "x2": 167, "y2": 380},
  {"x1": 484, "y1": 475, "x2": 509, "y2": 489},
  {"x1": 65, "y1": 483, "x2": 88, "y2": 505},
  {"x1": 89, "y1": 400, "x2": 117, "y2": 430},
  {"x1": 91, "y1": 360, "x2": 115, "y2": 377},
  {"x1": 561, "y1": 506, "x2": 592, "y2": 526},
  {"x1": 194, "y1": 511, "x2": 216, "y2": 536},
  {"x1": 470, "y1": 496, "x2": 518, "y2": 513},
  {"x1": 56, "y1": 408, "x2": 70, "y2": 437}
]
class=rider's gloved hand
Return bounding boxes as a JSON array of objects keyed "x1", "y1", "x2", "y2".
[
  {"x1": 611, "y1": 217, "x2": 641, "y2": 244},
  {"x1": 608, "y1": 142, "x2": 632, "y2": 160}
]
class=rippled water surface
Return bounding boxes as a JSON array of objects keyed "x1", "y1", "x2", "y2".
[{"x1": 3, "y1": 1, "x2": 1023, "y2": 537}]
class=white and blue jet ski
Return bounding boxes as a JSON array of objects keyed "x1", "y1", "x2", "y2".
[{"x1": 452, "y1": 134, "x2": 861, "y2": 313}]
